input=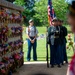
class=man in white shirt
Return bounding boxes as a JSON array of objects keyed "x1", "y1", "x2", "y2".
[{"x1": 26, "y1": 19, "x2": 38, "y2": 61}]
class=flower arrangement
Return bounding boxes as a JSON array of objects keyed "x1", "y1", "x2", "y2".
[
  {"x1": 0, "y1": 3, "x2": 24, "y2": 75},
  {"x1": 3, "y1": 44, "x2": 9, "y2": 54},
  {"x1": 8, "y1": 39, "x2": 23, "y2": 52},
  {"x1": 1, "y1": 56, "x2": 16, "y2": 74},
  {"x1": 67, "y1": 34, "x2": 74, "y2": 51},
  {"x1": 0, "y1": 44, "x2": 9, "y2": 56},
  {"x1": 11, "y1": 26, "x2": 23, "y2": 37},
  {"x1": 0, "y1": 8, "x2": 23, "y2": 23},
  {"x1": 0, "y1": 45, "x2": 4, "y2": 56},
  {"x1": 0, "y1": 8, "x2": 8, "y2": 23},
  {"x1": 8, "y1": 42, "x2": 14, "y2": 52},
  {"x1": 13, "y1": 51, "x2": 24, "y2": 68},
  {"x1": 0, "y1": 62, "x2": 6, "y2": 75},
  {"x1": 0, "y1": 24, "x2": 9, "y2": 44},
  {"x1": 6, "y1": 56, "x2": 14, "y2": 68}
]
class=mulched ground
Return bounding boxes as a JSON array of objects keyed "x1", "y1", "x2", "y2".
[{"x1": 13, "y1": 62, "x2": 68, "y2": 75}]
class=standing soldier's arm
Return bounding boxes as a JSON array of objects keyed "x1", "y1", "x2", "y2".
[
  {"x1": 48, "y1": 27, "x2": 50, "y2": 36},
  {"x1": 33, "y1": 28, "x2": 38, "y2": 41},
  {"x1": 63, "y1": 27, "x2": 68, "y2": 36},
  {"x1": 26, "y1": 27, "x2": 31, "y2": 41},
  {"x1": 27, "y1": 35, "x2": 32, "y2": 41},
  {"x1": 48, "y1": 27, "x2": 55, "y2": 36}
]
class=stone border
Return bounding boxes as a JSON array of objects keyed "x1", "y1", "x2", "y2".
[{"x1": 0, "y1": 0, "x2": 24, "y2": 11}]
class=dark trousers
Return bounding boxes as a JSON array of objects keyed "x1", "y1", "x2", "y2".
[
  {"x1": 55, "y1": 45, "x2": 61, "y2": 65},
  {"x1": 63, "y1": 40, "x2": 68, "y2": 62},
  {"x1": 60, "y1": 40, "x2": 68, "y2": 63},
  {"x1": 50, "y1": 44, "x2": 56, "y2": 65},
  {"x1": 27, "y1": 37, "x2": 37, "y2": 61},
  {"x1": 59, "y1": 45, "x2": 64, "y2": 64},
  {"x1": 50, "y1": 44, "x2": 61, "y2": 65}
]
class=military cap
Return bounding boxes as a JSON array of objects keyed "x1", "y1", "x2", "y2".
[
  {"x1": 29, "y1": 19, "x2": 34, "y2": 23},
  {"x1": 52, "y1": 18, "x2": 58, "y2": 22},
  {"x1": 66, "y1": 0, "x2": 75, "y2": 15}
]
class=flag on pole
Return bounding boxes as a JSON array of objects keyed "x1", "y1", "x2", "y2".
[{"x1": 48, "y1": 0, "x2": 56, "y2": 25}]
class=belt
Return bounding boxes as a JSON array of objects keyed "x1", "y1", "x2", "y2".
[
  {"x1": 54, "y1": 36, "x2": 59, "y2": 38},
  {"x1": 29, "y1": 36, "x2": 35, "y2": 38}
]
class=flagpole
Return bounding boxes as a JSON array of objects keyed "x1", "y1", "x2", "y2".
[
  {"x1": 46, "y1": 26, "x2": 49, "y2": 68},
  {"x1": 47, "y1": 0, "x2": 56, "y2": 68}
]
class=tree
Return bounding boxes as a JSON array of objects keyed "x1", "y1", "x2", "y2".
[
  {"x1": 33, "y1": 0, "x2": 48, "y2": 26},
  {"x1": 6, "y1": 0, "x2": 34, "y2": 26},
  {"x1": 34, "y1": 0, "x2": 68, "y2": 26},
  {"x1": 14, "y1": 0, "x2": 25, "y2": 6},
  {"x1": 7, "y1": 0, "x2": 68, "y2": 26},
  {"x1": 22, "y1": 0, "x2": 36, "y2": 26},
  {"x1": 24, "y1": 0, "x2": 35, "y2": 9},
  {"x1": 52, "y1": 0, "x2": 68, "y2": 22}
]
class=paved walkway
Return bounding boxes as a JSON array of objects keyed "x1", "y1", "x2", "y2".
[{"x1": 13, "y1": 61, "x2": 68, "y2": 75}]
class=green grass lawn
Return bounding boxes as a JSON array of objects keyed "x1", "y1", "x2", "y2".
[{"x1": 23, "y1": 26, "x2": 74, "y2": 62}]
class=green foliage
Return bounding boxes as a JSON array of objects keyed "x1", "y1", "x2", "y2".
[
  {"x1": 33, "y1": 0, "x2": 48, "y2": 26},
  {"x1": 52, "y1": 0, "x2": 68, "y2": 21},
  {"x1": 24, "y1": 0, "x2": 35, "y2": 9},
  {"x1": 14, "y1": 0, "x2": 36, "y2": 26},
  {"x1": 14, "y1": 0, "x2": 25, "y2": 6},
  {"x1": 24, "y1": 0, "x2": 36, "y2": 26},
  {"x1": 7, "y1": 0, "x2": 68, "y2": 26},
  {"x1": 34, "y1": 0, "x2": 68, "y2": 26}
]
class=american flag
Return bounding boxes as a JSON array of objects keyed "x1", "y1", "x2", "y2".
[{"x1": 48, "y1": 0, "x2": 56, "y2": 25}]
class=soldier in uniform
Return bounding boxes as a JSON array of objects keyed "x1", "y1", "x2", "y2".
[
  {"x1": 26, "y1": 19, "x2": 38, "y2": 61},
  {"x1": 48, "y1": 19, "x2": 61, "y2": 68},
  {"x1": 58, "y1": 19, "x2": 68, "y2": 65},
  {"x1": 60, "y1": 20, "x2": 68, "y2": 64}
]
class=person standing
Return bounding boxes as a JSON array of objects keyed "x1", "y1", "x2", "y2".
[
  {"x1": 58, "y1": 19, "x2": 68, "y2": 65},
  {"x1": 48, "y1": 19, "x2": 61, "y2": 68},
  {"x1": 60, "y1": 20, "x2": 68, "y2": 64},
  {"x1": 26, "y1": 19, "x2": 38, "y2": 61}
]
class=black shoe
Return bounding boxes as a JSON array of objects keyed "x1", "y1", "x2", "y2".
[
  {"x1": 27, "y1": 59, "x2": 30, "y2": 61},
  {"x1": 51, "y1": 65, "x2": 54, "y2": 68},
  {"x1": 66, "y1": 61, "x2": 68, "y2": 64},
  {"x1": 61, "y1": 63, "x2": 64, "y2": 65},
  {"x1": 34, "y1": 59, "x2": 37, "y2": 61},
  {"x1": 58, "y1": 65, "x2": 61, "y2": 68}
]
